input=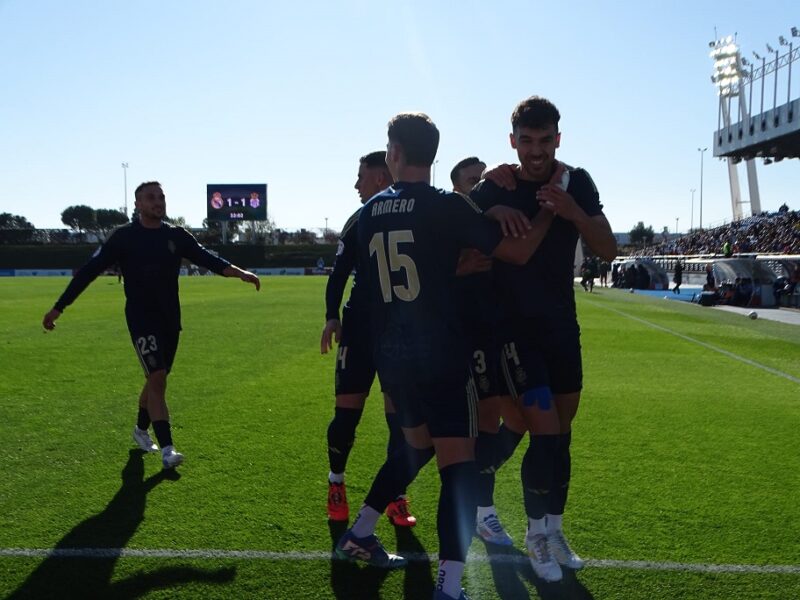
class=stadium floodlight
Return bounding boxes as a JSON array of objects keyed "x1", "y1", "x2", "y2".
[
  {"x1": 753, "y1": 51, "x2": 762, "y2": 60},
  {"x1": 741, "y1": 57, "x2": 750, "y2": 67},
  {"x1": 792, "y1": 27, "x2": 799, "y2": 38},
  {"x1": 711, "y1": 37, "x2": 745, "y2": 97},
  {"x1": 766, "y1": 44, "x2": 775, "y2": 54},
  {"x1": 779, "y1": 36, "x2": 788, "y2": 46},
  {"x1": 763, "y1": 157, "x2": 773, "y2": 165}
]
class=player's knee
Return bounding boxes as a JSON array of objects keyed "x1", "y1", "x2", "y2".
[{"x1": 327, "y1": 407, "x2": 363, "y2": 450}]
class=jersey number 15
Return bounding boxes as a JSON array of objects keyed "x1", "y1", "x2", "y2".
[{"x1": 368, "y1": 230, "x2": 420, "y2": 303}]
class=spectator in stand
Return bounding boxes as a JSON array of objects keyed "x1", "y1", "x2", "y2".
[{"x1": 704, "y1": 264, "x2": 716, "y2": 291}]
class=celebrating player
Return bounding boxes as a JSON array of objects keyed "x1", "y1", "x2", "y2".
[
  {"x1": 471, "y1": 96, "x2": 617, "y2": 581},
  {"x1": 335, "y1": 112, "x2": 556, "y2": 600},
  {"x1": 320, "y1": 151, "x2": 417, "y2": 527},
  {"x1": 451, "y1": 157, "x2": 528, "y2": 547},
  {"x1": 42, "y1": 181, "x2": 260, "y2": 469}
]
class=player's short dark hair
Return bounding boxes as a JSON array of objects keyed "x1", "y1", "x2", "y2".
[
  {"x1": 450, "y1": 156, "x2": 484, "y2": 186},
  {"x1": 134, "y1": 181, "x2": 162, "y2": 199},
  {"x1": 360, "y1": 151, "x2": 387, "y2": 169},
  {"x1": 511, "y1": 96, "x2": 561, "y2": 132},
  {"x1": 387, "y1": 112, "x2": 439, "y2": 167}
]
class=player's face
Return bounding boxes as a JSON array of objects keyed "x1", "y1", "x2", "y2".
[
  {"x1": 510, "y1": 125, "x2": 560, "y2": 181},
  {"x1": 136, "y1": 185, "x2": 166, "y2": 220},
  {"x1": 453, "y1": 162, "x2": 486, "y2": 195},
  {"x1": 354, "y1": 163, "x2": 384, "y2": 204}
]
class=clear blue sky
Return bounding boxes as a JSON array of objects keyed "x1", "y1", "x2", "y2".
[{"x1": 1, "y1": 0, "x2": 798, "y2": 236}]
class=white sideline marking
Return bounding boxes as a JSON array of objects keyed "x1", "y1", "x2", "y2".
[
  {"x1": 1, "y1": 548, "x2": 798, "y2": 574},
  {"x1": 588, "y1": 301, "x2": 800, "y2": 386}
]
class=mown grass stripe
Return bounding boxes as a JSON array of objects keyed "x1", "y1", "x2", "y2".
[{"x1": 588, "y1": 300, "x2": 800, "y2": 385}]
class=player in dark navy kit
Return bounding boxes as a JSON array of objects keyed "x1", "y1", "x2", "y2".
[
  {"x1": 471, "y1": 96, "x2": 617, "y2": 582},
  {"x1": 451, "y1": 157, "x2": 528, "y2": 548},
  {"x1": 320, "y1": 151, "x2": 417, "y2": 527},
  {"x1": 42, "y1": 181, "x2": 260, "y2": 469},
  {"x1": 334, "y1": 113, "x2": 556, "y2": 600}
]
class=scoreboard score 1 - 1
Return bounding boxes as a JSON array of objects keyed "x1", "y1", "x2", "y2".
[{"x1": 207, "y1": 184, "x2": 267, "y2": 221}]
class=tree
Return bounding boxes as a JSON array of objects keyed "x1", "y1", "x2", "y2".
[
  {"x1": 94, "y1": 208, "x2": 129, "y2": 240},
  {"x1": 629, "y1": 221, "x2": 655, "y2": 247},
  {"x1": 0, "y1": 212, "x2": 36, "y2": 243},
  {"x1": 164, "y1": 215, "x2": 188, "y2": 228},
  {"x1": 61, "y1": 205, "x2": 96, "y2": 235},
  {"x1": 0, "y1": 213, "x2": 34, "y2": 229},
  {"x1": 242, "y1": 217, "x2": 277, "y2": 244}
]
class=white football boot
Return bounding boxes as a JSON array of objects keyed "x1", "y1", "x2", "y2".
[
  {"x1": 132, "y1": 427, "x2": 158, "y2": 453},
  {"x1": 547, "y1": 529, "x2": 585, "y2": 570},
  {"x1": 526, "y1": 532, "x2": 563, "y2": 582},
  {"x1": 161, "y1": 445, "x2": 184, "y2": 469}
]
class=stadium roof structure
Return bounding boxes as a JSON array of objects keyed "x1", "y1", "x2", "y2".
[{"x1": 711, "y1": 30, "x2": 800, "y2": 162}]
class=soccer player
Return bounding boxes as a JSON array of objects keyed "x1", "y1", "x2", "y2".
[
  {"x1": 42, "y1": 181, "x2": 260, "y2": 469},
  {"x1": 471, "y1": 96, "x2": 617, "y2": 582},
  {"x1": 320, "y1": 151, "x2": 416, "y2": 527},
  {"x1": 334, "y1": 112, "x2": 556, "y2": 600},
  {"x1": 451, "y1": 156, "x2": 527, "y2": 547}
]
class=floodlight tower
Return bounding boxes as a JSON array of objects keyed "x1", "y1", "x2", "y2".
[{"x1": 709, "y1": 36, "x2": 761, "y2": 220}]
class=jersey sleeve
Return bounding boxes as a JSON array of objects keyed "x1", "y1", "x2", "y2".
[
  {"x1": 445, "y1": 192, "x2": 504, "y2": 256},
  {"x1": 53, "y1": 231, "x2": 123, "y2": 312},
  {"x1": 325, "y1": 211, "x2": 359, "y2": 321},
  {"x1": 569, "y1": 168, "x2": 603, "y2": 217},
  {"x1": 177, "y1": 228, "x2": 231, "y2": 274},
  {"x1": 469, "y1": 179, "x2": 503, "y2": 212}
]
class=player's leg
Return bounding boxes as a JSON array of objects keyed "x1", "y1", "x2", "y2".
[
  {"x1": 543, "y1": 323, "x2": 585, "y2": 570},
  {"x1": 501, "y1": 336, "x2": 563, "y2": 582},
  {"x1": 429, "y1": 376, "x2": 480, "y2": 600},
  {"x1": 327, "y1": 392, "x2": 367, "y2": 520},
  {"x1": 335, "y1": 386, "x2": 433, "y2": 567},
  {"x1": 384, "y1": 393, "x2": 418, "y2": 527},
  {"x1": 132, "y1": 382, "x2": 158, "y2": 452},
  {"x1": 326, "y1": 309, "x2": 373, "y2": 519}
]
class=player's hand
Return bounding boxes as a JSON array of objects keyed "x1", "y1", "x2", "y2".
[
  {"x1": 485, "y1": 205, "x2": 532, "y2": 238},
  {"x1": 320, "y1": 319, "x2": 342, "y2": 354},
  {"x1": 537, "y1": 184, "x2": 582, "y2": 222},
  {"x1": 456, "y1": 249, "x2": 492, "y2": 276},
  {"x1": 482, "y1": 163, "x2": 519, "y2": 191},
  {"x1": 239, "y1": 269, "x2": 261, "y2": 291},
  {"x1": 42, "y1": 309, "x2": 61, "y2": 331}
]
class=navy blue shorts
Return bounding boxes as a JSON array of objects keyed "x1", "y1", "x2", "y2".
[
  {"x1": 464, "y1": 323, "x2": 504, "y2": 400},
  {"x1": 389, "y1": 372, "x2": 479, "y2": 438},
  {"x1": 334, "y1": 308, "x2": 377, "y2": 395},
  {"x1": 130, "y1": 327, "x2": 180, "y2": 376},
  {"x1": 499, "y1": 315, "x2": 582, "y2": 401}
]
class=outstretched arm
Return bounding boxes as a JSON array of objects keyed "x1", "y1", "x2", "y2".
[{"x1": 222, "y1": 265, "x2": 261, "y2": 291}]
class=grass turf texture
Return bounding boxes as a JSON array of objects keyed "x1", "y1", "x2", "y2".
[{"x1": 0, "y1": 277, "x2": 798, "y2": 599}]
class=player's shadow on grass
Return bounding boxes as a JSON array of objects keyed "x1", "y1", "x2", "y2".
[
  {"x1": 484, "y1": 543, "x2": 594, "y2": 600},
  {"x1": 8, "y1": 449, "x2": 236, "y2": 599}
]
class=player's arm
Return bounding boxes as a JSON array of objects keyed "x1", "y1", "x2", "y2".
[
  {"x1": 178, "y1": 229, "x2": 260, "y2": 290},
  {"x1": 482, "y1": 163, "x2": 520, "y2": 191},
  {"x1": 536, "y1": 173, "x2": 617, "y2": 261},
  {"x1": 321, "y1": 216, "x2": 357, "y2": 354},
  {"x1": 488, "y1": 208, "x2": 555, "y2": 265},
  {"x1": 43, "y1": 235, "x2": 121, "y2": 331},
  {"x1": 222, "y1": 265, "x2": 261, "y2": 290}
]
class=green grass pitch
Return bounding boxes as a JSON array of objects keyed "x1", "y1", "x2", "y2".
[{"x1": 0, "y1": 276, "x2": 798, "y2": 599}]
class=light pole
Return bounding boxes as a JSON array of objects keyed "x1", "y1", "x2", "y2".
[
  {"x1": 324, "y1": 217, "x2": 328, "y2": 237},
  {"x1": 690, "y1": 188, "x2": 696, "y2": 232},
  {"x1": 675, "y1": 217, "x2": 679, "y2": 235},
  {"x1": 432, "y1": 159, "x2": 439, "y2": 187},
  {"x1": 121, "y1": 162, "x2": 129, "y2": 217},
  {"x1": 697, "y1": 148, "x2": 707, "y2": 230}
]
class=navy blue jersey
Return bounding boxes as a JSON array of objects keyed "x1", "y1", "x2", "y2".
[
  {"x1": 357, "y1": 182, "x2": 503, "y2": 385},
  {"x1": 325, "y1": 208, "x2": 368, "y2": 320},
  {"x1": 53, "y1": 220, "x2": 230, "y2": 331},
  {"x1": 471, "y1": 166, "x2": 603, "y2": 317}
]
